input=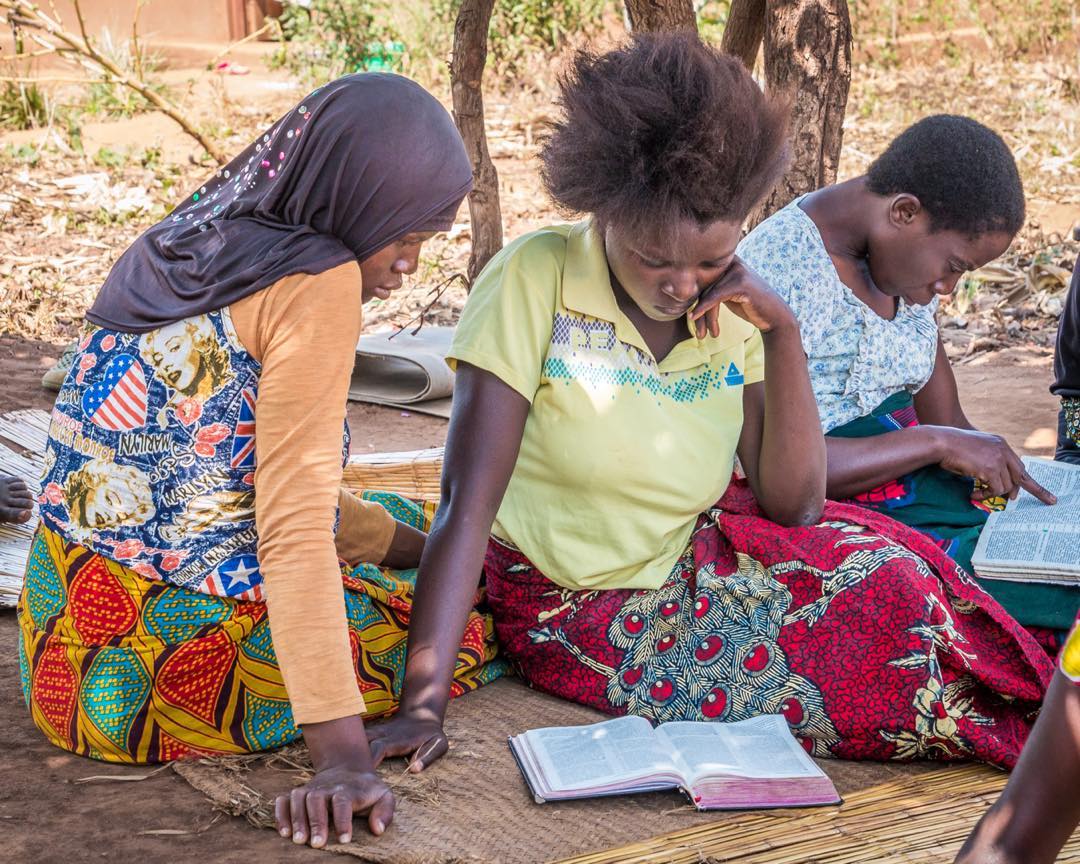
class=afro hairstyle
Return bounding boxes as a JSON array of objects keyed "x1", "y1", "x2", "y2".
[{"x1": 539, "y1": 32, "x2": 790, "y2": 244}]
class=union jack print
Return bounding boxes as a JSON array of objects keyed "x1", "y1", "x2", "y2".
[{"x1": 230, "y1": 388, "x2": 256, "y2": 469}]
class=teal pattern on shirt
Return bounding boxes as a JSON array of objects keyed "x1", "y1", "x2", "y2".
[{"x1": 544, "y1": 312, "x2": 743, "y2": 403}]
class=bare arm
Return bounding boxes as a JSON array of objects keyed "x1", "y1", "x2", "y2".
[
  {"x1": 913, "y1": 336, "x2": 974, "y2": 429},
  {"x1": 736, "y1": 323, "x2": 826, "y2": 526},
  {"x1": 367, "y1": 364, "x2": 530, "y2": 768},
  {"x1": 824, "y1": 337, "x2": 1054, "y2": 503},
  {"x1": 824, "y1": 428, "x2": 944, "y2": 499},
  {"x1": 955, "y1": 671, "x2": 1080, "y2": 864},
  {"x1": 825, "y1": 339, "x2": 959, "y2": 498},
  {"x1": 236, "y1": 268, "x2": 395, "y2": 846},
  {"x1": 695, "y1": 258, "x2": 825, "y2": 526}
]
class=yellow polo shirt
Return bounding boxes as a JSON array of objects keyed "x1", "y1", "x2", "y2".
[
  {"x1": 1062, "y1": 616, "x2": 1080, "y2": 684},
  {"x1": 447, "y1": 221, "x2": 764, "y2": 591}
]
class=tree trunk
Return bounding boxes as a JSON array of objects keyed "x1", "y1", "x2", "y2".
[
  {"x1": 450, "y1": 0, "x2": 503, "y2": 286},
  {"x1": 751, "y1": 0, "x2": 851, "y2": 227},
  {"x1": 720, "y1": 0, "x2": 766, "y2": 70},
  {"x1": 622, "y1": 0, "x2": 697, "y2": 32}
]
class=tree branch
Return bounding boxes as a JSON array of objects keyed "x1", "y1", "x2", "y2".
[
  {"x1": 720, "y1": 0, "x2": 766, "y2": 69},
  {"x1": 0, "y1": 0, "x2": 226, "y2": 163},
  {"x1": 450, "y1": 0, "x2": 503, "y2": 285}
]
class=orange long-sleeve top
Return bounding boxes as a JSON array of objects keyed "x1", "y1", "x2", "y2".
[{"x1": 229, "y1": 261, "x2": 397, "y2": 725}]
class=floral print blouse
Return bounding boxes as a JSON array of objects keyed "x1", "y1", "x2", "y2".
[{"x1": 737, "y1": 198, "x2": 940, "y2": 433}]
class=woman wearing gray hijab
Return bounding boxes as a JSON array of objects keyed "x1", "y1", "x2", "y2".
[{"x1": 19, "y1": 74, "x2": 504, "y2": 846}]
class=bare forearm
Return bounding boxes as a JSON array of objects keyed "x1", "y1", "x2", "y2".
[
  {"x1": 395, "y1": 365, "x2": 529, "y2": 722},
  {"x1": 398, "y1": 504, "x2": 493, "y2": 721},
  {"x1": 755, "y1": 324, "x2": 826, "y2": 525},
  {"x1": 825, "y1": 426, "x2": 943, "y2": 499},
  {"x1": 955, "y1": 672, "x2": 1080, "y2": 864},
  {"x1": 302, "y1": 714, "x2": 374, "y2": 772}
]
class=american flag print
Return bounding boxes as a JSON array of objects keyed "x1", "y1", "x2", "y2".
[
  {"x1": 80, "y1": 354, "x2": 148, "y2": 431},
  {"x1": 230, "y1": 388, "x2": 256, "y2": 469},
  {"x1": 206, "y1": 554, "x2": 262, "y2": 600},
  {"x1": 40, "y1": 311, "x2": 349, "y2": 599}
]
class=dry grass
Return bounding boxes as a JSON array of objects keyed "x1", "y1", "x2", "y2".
[{"x1": 0, "y1": 53, "x2": 1077, "y2": 353}]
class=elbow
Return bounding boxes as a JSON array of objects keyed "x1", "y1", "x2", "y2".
[
  {"x1": 768, "y1": 501, "x2": 823, "y2": 528},
  {"x1": 760, "y1": 479, "x2": 825, "y2": 527},
  {"x1": 794, "y1": 500, "x2": 824, "y2": 527}
]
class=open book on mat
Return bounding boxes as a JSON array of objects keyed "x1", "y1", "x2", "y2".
[
  {"x1": 509, "y1": 714, "x2": 840, "y2": 811},
  {"x1": 972, "y1": 456, "x2": 1080, "y2": 585}
]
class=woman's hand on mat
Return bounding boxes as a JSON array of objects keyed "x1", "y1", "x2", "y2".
[
  {"x1": 278, "y1": 714, "x2": 393, "y2": 847},
  {"x1": 935, "y1": 428, "x2": 1057, "y2": 504},
  {"x1": 691, "y1": 257, "x2": 797, "y2": 338},
  {"x1": 273, "y1": 765, "x2": 394, "y2": 847},
  {"x1": 0, "y1": 475, "x2": 33, "y2": 524},
  {"x1": 367, "y1": 712, "x2": 449, "y2": 772}
]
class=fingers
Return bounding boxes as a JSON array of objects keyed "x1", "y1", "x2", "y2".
[
  {"x1": 690, "y1": 286, "x2": 725, "y2": 326},
  {"x1": 331, "y1": 791, "x2": 355, "y2": 845},
  {"x1": 0, "y1": 506, "x2": 32, "y2": 524},
  {"x1": 0, "y1": 479, "x2": 34, "y2": 524},
  {"x1": 306, "y1": 789, "x2": 331, "y2": 848},
  {"x1": 290, "y1": 786, "x2": 311, "y2": 845},
  {"x1": 1002, "y1": 447, "x2": 1056, "y2": 505},
  {"x1": 274, "y1": 794, "x2": 290, "y2": 839},
  {"x1": 409, "y1": 733, "x2": 449, "y2": 772},
  {"x1": 988, "y1": 467, "x2": 1011, "y2": 500},
  {"x1": 368, "y1": 737, "x2": 387, "y2": 768},
  {"x1": 1019, "y1": 472, "x2": 1057, "y2": 505},
  {"x1": 368, "y1": 788, "x2": 394, "y2": 836},
  {"x1": 368, "y1": 734, "x2": 410, "y2": 768},
  {"x1": 368, "y1": 725, "x2": 449, "y2": 770},
  {"x1": 277, "y1": 773, "x2": 395, "y2": 847}
]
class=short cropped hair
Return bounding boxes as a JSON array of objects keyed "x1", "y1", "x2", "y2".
[
  {"x1": 539, "y1": 33, "x2": 790, "y2": 242},
  {"x1": 866, "y1": 114, "x2": 1024, "y2": 237}
]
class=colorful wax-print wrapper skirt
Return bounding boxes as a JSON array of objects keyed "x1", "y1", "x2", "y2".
[
  {"x1": 18, "y1": 494, "x2": 508, "y2": 763},
  {"x1": 486, "y1": 479, "x2": 1054, "y2": 769}
]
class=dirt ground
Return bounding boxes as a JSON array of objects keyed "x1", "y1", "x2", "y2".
[
  {"x1": 0, "y1": 335, "x2": 1063, "y2": 864},
  {"x1": 0, "y1": 20, "x2": 1075, "y2": 863}
]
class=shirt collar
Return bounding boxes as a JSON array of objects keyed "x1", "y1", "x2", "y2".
[{"x1": 562, "y1": 220, "x2": 621, "y2": 322}]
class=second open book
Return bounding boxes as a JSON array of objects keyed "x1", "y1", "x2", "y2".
[{"x1": 509, "y1": 713, "x2": 840, "y2": 810}]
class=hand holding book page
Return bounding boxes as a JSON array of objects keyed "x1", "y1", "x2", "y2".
[
  {"x1": 972, "y1": 457, "x2": 1080, "y2": 583},
  {"x1": 509, "y1": 714, "x2": 840, "y2": 810}
]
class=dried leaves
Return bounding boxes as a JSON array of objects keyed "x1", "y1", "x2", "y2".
[{"x1": 1, "y1": 54, "x2": 1077, "y2": 353}]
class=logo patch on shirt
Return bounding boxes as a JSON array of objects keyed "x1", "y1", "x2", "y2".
[{"x1": 724, "y1": 362, "x2": 744, "y2": 386}]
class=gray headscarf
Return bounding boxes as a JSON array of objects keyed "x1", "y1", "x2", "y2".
[{"x1": 88, "y1": 73, "x2": 473, "y2": 333}]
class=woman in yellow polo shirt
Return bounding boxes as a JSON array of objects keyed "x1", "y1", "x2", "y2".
[{"x1": 369, "y1": 35, "x2": 1052, "y2": 771}]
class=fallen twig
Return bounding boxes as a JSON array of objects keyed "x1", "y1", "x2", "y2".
[
  {"x1": 0, "y1": 0, "x2": 226, "y2": 163},
  {"x1": 73, "y1": 762, "x2": 173, "y2": 784}
]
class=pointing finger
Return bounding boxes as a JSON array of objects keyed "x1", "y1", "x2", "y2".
[{"x1": 1019, "y1": 473, "x2": 1057, "y2": 506}]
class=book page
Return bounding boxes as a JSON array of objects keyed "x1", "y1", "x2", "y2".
[
  {"x1": 657, "y1": 715, "x2": 821, "y2": 784},
  {"x1": 971, "y1": 457, "x2": 1080, "y2": 577},
  {"x1": 522, "y1": 715, "x2": 678, "y2": 792}
]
